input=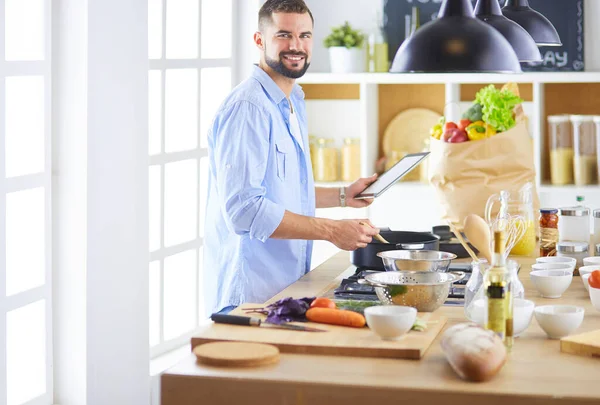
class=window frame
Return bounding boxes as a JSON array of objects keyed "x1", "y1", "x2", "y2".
[
  {"x1": 148, "y1": 0, "x2": 236, "y2": 359},
  {"x1": 0, "y1": 0, "x2": 53, "y2": 403}
]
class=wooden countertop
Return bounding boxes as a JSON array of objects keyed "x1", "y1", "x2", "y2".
[{"x1": 161, "y1": 252, "x2": 600, "y2": 405}]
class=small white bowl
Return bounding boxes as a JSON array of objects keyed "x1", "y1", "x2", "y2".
[
  {"x1": 578, "y1": 265, "x2": 600, "y2": 279},
  {"x1": 364, "y1": 305, "x2": 417, "y2": 341},
  {"x1": 530, "y1": 270, "x2": 573, "y2": 298},
  {"x1": 536, "y1": 256, "x2": 576, "y2": 272},
  {"x1": 582, "y1": 273, "x2": 591, "y2": 292},
  {"x1": 532, "y1": 262, "x2": 574, "y2": 274},
  {"x1": 534, "y1": 305, "x2": 585, "y2": 339},
  {"x1": 583, "y1": 256, "x2": 600, "y2": 267},
  {"x1": 470, "y1": 298, "x2": 534, "y2": 337},
  {"x1": 590, "y1": 286, "x2": 600, "y2": 312}
]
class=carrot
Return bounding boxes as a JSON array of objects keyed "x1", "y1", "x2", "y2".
[{"x1": 305, "y1": 307, "x2": 366, "y2": 328}]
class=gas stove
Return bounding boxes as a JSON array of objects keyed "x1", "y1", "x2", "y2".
[{"x1": 333, "y1": 263, "x2": 473, "y2": 307}]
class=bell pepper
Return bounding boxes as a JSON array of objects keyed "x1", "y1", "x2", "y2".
[
  {"x1": 485, "y1": 124, "x2": 497, "y2": 137},
  {"x1": 466, "y1": 121, "x2": 487, "y2": 141},
  {"x1": 430, "y1": 123, "x2": 443, "y2": 140}
]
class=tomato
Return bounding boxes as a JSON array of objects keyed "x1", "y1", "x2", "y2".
[
  {"x1": 310, "y1": 297, "x2": 337, "y2": 309},
  {"x1": 589, "y1": 270, "x2": 600, "y2": 289}
]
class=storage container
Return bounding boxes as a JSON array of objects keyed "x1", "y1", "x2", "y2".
[
  {"x1": 571, "y1": 115, "x2": 597, "y2": 186},
  {"x1": 557, "y1": 241, "x2": 589, "y2": 271},
  {"x1": 594, "y1": 209, "x2": 600, "y2": 251},
  {"x1": 559, "y1": 202, "x2": 590, "y2": 243},
  {"x1": 313, "y1": 137, "x2": 339, "y2": 182},
  {"x1": 341, "y1": 137, "x2": 360, "y2": 182},
  {"x1": 548, "y1": 115, "x2": 573, "y2": 185},
  {"x1": 539, "y1": 208, "x2": 559, "y2": 257}
]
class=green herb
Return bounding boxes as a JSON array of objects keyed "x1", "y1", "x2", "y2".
[
  {"x1": 411, "y1": 317, "x2": 428, "y2": 332},
  {"x1": 323, "y1": 21, "x2": 365, "y2": 49},
  {"x1": 475, "y1": 84, "x2": 523, "y2": 132},
  {"x1": 388, "y1": 285, "x2": 408, "y2": 297},
  {"x1": 333, "y1": 300, "x2": 382, "y2": 315}
]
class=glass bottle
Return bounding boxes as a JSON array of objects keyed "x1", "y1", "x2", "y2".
[
  {"x1": 571, "y1": 115, "x2": 597, "y2": 186},
  {"x1": 484, "y1": 231, "x2": 513, "y2": 350},
  {"x1": 367, "y1": 18, "x2": 389, "y2": 73}
]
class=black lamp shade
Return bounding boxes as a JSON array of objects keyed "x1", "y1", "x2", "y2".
[
  {"x1": 390, "y1": 0, "x2": 521, "y2": 73},
  {"x1": 475, "y1": 0, "x2": 542, "y2": 62},
  {"x1": 502, "y1": 0, "x2": 562, "y2": 46}
]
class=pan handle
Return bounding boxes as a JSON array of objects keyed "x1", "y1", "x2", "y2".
[
  {"x1": 358, "y1": 278, "x2": 388, "y2": 288},
  {"x1": 448, "y1": 271, "x2": 466, "y2": 282}
]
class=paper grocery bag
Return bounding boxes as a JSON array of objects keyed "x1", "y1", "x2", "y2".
[{"x1": 428, "y1": 121, "x2": 540, "y2": 230}]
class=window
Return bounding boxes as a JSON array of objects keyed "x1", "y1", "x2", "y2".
[
  {"x1": 148, "y1": 0, "x2": 233, "y2": 357},
  {"x1": 1, "y1": 0, "x2": 53, "y2": 404}
]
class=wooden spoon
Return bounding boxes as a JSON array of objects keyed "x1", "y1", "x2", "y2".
[
  {"x1": 447, "y1": 221, "x2": 479, "y2": 263},
  {"x1": 359, "y1": 222, "x2": 390, "y2": 244},
  {"x1": 463, "y1": 214, "x2": 493, "y2": 264}
]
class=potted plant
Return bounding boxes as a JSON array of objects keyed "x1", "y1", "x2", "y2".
[{"x1": 323, "y1": 21, "x2": 366, "y2": 74}]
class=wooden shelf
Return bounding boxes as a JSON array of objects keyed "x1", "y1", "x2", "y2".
[{"x1": 298, "y1": 71, "x2": 600, "y2": 85}]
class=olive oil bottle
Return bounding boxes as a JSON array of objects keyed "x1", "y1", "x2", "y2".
[{"x1": 484, "y1": 231, "x2": 514, "y2": 349}]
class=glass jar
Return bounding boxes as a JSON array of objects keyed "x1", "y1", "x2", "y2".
[
  {"x1": 593, "y1": 209, "x2": 600, "y2": 250},
  {"x1": 548, "y1": 115, "x2": 573, "y2": 185},
  {"x1": 557, "y1": 241, "x2": 589, "y2": 271},
  {"x1": 313, "y1": 138, "x2": 339, "y2": 182},
  {"x1": 367, "y1": 28, "x2": 389, "y2": 73},
  {"x1": 594, "y1": 116, "x2": 600, "y2": 183},
  {"x1": 571, "y1": 115, "x2": 598, "y2": 186},
  {"x1": 540, "y1": 209, "x2": 559, "y2": 257},
  {"x1": 341, "y1": 138, "x2": 360, "y2": 182},
  {"x1": 308, "y1": 135, "x2": 317, "y2": 173},
  {"x1": 559, "y1": 199, "x2": 590, "y2": 243}
]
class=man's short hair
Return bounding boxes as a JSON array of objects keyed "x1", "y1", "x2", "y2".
[{"x1": 258, "y1": 0, "x2": 314, "y2": 32}]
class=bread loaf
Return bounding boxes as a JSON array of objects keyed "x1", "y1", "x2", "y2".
[{"x1": 440, "y1": 323, "x2": 507, "y2": 382}]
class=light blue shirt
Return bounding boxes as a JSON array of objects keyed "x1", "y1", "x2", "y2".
[{"x1": 203, "y1": 65, "x2": 316, "y2": 315}]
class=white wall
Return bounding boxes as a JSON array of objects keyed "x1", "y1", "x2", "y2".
[{"x1": 305, "y1": 0, "x2": 600, "y2": 73}]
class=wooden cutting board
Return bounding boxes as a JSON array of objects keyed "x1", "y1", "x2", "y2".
[
  {"x1": 560, "y1": 329, "x2": 600, "y2": 358},
  {"x1": 191, "y1": 304, "x2": 447, "y2": 360}
]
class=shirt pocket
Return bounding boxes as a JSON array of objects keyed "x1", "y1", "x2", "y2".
[{"x1": 275, "y1": 141, "x2": 291, "y2": 181}]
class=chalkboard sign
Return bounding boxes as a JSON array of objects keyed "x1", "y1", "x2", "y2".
[{"x1": 383, "y1": 0, "x2": 584, "y2": 72}]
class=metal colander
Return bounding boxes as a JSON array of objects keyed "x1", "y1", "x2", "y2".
[{"x1": 359, "y1": 271, "x2": 465, "y2": 312}]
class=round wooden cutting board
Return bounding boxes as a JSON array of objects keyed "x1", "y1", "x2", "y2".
[
  {"x1": 193, "y1": 342, "x2": 281, "y2": 367},
  {"x1": 382, "y1": 108, "x2": 442, "y2": 157}
]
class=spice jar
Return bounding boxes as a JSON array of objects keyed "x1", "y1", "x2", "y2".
[
  {"x1": 540, "y1": 209, "x2": 559, "y2": 257},
  {"x1": 571, "y1": 115, "x2": 598, "y2": 186},
  {"x1": 313, "y1": 137, "x2": 339, "y2": 182},
  {"x1": 548, "y1": 115, "x2": 573, "y2": 185},
  {"x1": 559, "y1": 197, "x2": 590, "y2": 243},
  {"x1": 341, "y1": 138, "x2": 360, "y2": 181},
  {"x1": 557, "y1": 241, "x2": 589, "y2": 272}
]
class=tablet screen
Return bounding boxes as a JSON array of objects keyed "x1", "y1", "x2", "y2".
[{"x1": 357, "y1": 152, "x2": 429, "y2": 198}]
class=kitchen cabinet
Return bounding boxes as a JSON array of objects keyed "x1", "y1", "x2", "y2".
[{"x1": 300, "y1": 72, "x2": 600, "y2": 243}]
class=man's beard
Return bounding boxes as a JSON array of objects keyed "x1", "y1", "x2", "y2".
[{"x1": 265, "y1": 49, "x2": 310, "y2": 79}]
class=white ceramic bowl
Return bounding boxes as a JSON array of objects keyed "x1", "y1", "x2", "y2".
[
  {"x1": 536, "y1": 256, "x2": 577, "y2": 272},
  {"x1": 531, "y1": 262, "x2": 574, "y2": 274},
  {"x1": 590, "y1": 286, "x2": 600, "y2": 312},
  {"x1": 578, "y1": 265, "x2": 600, "y2": 279},
  {"x1": 582, "y1": 273, "x2": 591, "y2": 292},
  {"x1": 534, "y1": 305, "x2": 584, "y2": 339},
  {"x1": 583, "y1": 256, "x2": 600, "y2": 267},
  {"x1": 530, "y1": 270, "x2": 573, "y2": 298},
  {"x1": 470, "y1": 298, "x2": 535, "y2": 337},
  {"x1": 364, "y1": 305, "x2": 417, "y2": 340}
]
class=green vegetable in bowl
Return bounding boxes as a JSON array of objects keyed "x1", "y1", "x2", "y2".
[
  {"x1": 475, "y1": 84, "x2": 523, "y2": 132},
  {"x1": 388, "y1": 285, "x2": 408, "y2": 297},
  {"x1": 333, "y1": 299, "x2": 428, "y2": 331}
]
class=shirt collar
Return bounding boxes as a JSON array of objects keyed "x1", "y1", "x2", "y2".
[{"x1": 251, "y1": 65, "x2": 305, "y2": 104}]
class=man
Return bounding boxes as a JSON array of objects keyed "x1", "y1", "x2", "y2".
[{"x1": 203, "y1": 0, "x2": 380, "y2": 315}]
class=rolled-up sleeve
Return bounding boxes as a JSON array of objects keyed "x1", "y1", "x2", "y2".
[{"x1": 211, "y1": 101, "x2": 285, "y2": 242}]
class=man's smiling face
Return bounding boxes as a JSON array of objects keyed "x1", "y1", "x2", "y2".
[{"x1": 259, "y1": 12, "x2": 313, "y2": 79}]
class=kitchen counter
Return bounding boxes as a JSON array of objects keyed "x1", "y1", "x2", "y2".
[{"x1": 161, "y1": 252, "x2": 600, "y2": 405}]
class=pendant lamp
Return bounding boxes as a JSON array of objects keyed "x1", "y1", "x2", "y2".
[
  {"x1": 390, "y1": 0, "x2": 521, "y2": 73},
  {"x1": 475, "y1": 0, "x2": 541, "y2": 62},
  {"x1": 502, "y1": 0, "x2": 561, "y2": 46}
]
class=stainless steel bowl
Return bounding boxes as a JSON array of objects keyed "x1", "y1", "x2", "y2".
[
  {"x1": 376, "y1": 250, "x2": 457, "y2": 272},
  {"x1": 359, "y1": 271, "x2": 465, "y2": 312}
]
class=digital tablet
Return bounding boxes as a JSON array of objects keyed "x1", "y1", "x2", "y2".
[{"x1": 355, "y1": 152, "x2": 430, "y2": 199}]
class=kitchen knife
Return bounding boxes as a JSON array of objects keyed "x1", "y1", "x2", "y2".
[{"x1": 210, "y1": 313, "x2": 327, "y2": 332}]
